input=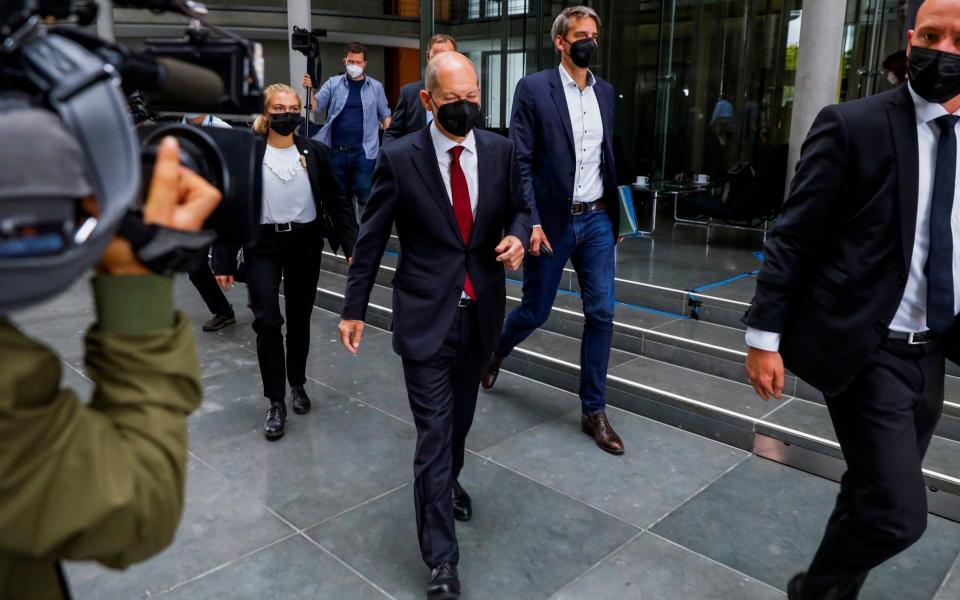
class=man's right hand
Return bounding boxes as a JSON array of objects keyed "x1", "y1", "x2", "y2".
[
  {"x1": 745, "y1": 347, "x2": 785, "y2": 401},
  {"x1": 216, "y1": 275, "x2": 234, "y2": 290},
  {"x1": 529, "y1": 226, "x2": 552, "y2": 257},
  {"x1": 339, "y1": 319, "x2": 364, "y2": 355},
  {"x1": 94, "y1": 137, "x2": 221, "y2": 276},
  {"x1": 301, "y1": 73, "x2": 314, "y2": 89}
]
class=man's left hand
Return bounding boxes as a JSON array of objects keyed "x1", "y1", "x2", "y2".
[{"x1": 495, "y1": 235, "x2": 525, "y2": 271}]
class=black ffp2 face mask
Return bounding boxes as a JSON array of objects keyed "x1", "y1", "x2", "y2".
[
  {"x1": 908, "y1": 46, "x2": 960, "y2": 104},
  {"x1": 565, "y1": 38, "x2": 597, "y2": 69},
  {"x1": 430, "y1": 96, "x2": 484, "y2": 137},
  {"x1": 269, "y1": 112, "x2": 300, "y2": 137}
]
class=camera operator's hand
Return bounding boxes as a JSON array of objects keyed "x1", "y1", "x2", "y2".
[
  {"x1": 301, "y1": 73, "x2": 314, "y2": 89},
  {"x1": 90, "y1": 137, "x2": 221, "y2": 276}
]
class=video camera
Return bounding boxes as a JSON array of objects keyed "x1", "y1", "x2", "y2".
[
  {"x1": 291, "y1": 26, "x2": 325, "y2": 89},
  {"x1": 0, "y1": 0, "x2": 265, "y2": 309}
]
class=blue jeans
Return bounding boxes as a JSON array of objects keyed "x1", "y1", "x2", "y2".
[
  {"x1": 497, "y1": 210, "x2": 616, "y2": 415},
  {"x1": 329, "y1": 146, "x2": 376, "y2": 209}
]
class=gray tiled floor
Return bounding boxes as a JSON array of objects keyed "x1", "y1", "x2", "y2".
[{"x1": 10, "y1": 276, "x2": 958, "y2": 599}]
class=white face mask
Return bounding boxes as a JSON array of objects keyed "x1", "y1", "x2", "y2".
[
  {"x1": 346, "y1": 64, "x2": 364, "y2": 79},
  {"x1": 887, "y1": 71, "x2": 900, "y2": 86}
]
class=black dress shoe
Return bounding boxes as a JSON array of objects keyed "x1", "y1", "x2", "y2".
[
  {"x1": 291, "y1": 385, "x2": 311, "y2": 415},
  {"x1": 787, "y1": 572, "x2": 805, "y2": 600},
  {"x1": 452, "y1": 480, "x2": 472, "y2": 522},
  {"x1": 202, "y1": 311, "x2": 235, "y2": 332},
  {"x1": 263, "y1": 402, "x2": 286, "y2": 441},
  {"x1": 480, "y1": 352, "x2": 502, "y2": 390},
  {"x1": 426, "y1": 563, "x2": 460, "y2": 600}
]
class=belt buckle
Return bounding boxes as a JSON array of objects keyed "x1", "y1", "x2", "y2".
[
  {"x1": 907, "y1": 331, "x2": 928, "y2": 345},
  {"x1": 275, "y1": 223, "x2": 293, "y2": 233},
  {"x1": 571, "y1": 203, "x2": 584, "y2": 216},
  {"x1": 458, "y1": 297, "x2": 472, "y2": 308}
]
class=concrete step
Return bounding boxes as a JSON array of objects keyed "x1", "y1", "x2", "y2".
[
  {"x1": 318, "y1": 256, "x2": 960, "y2": 443},
  {"x1": 311, "y1": 266, "x2": 960, "y2": 522}
]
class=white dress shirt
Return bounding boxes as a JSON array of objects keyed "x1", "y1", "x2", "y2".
[
  {"x1": 746, "y1": 83, "x2": 960, "y2": 352},
  {"x1": 430, "y1": 121, "x2": 479, "y2": 216},
  {"x1": 260, "y1": 144, "x2": 316, "y2": 225},
  {"x1": 430, "y1": 121, "x2": 478, "y2": 299},
  {"x1": 558, "y1": 64, "x2": 605, "y2": 204}
]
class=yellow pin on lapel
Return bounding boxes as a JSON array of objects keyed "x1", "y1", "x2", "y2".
[{"x1": 299, "y1": 154, "x2": 307, "y2": 169}]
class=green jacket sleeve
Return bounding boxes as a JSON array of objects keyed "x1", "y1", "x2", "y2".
[{"x1": 0, "y1": 274, "x2": 201, "y2": 568}]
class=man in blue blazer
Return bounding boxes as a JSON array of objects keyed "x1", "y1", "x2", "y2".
[{"x1": 481, "y1": 5, "x2": 624, "y2": 454}]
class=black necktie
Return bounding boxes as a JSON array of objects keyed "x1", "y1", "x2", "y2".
[{"x1": 928, "y1": 114, "x2": 959, "y2": 333}]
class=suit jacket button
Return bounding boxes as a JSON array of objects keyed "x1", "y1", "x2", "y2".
[
  {"x1": 898, "y1": 273, "x2": 907, "y2": 285},
  {"x1": 455, "y1": 286, "x2": 462, "y2": 293},
  {"x1": 874, "y1": 320, "x2": 886, "y2": 332}
]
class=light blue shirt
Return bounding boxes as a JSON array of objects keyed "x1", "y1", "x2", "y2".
[{"x1": 312, "y1": 74, "x2": 391, "y2": 160}]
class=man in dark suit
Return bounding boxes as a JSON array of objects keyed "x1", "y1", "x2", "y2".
[
  {"x1": 745, "y1": 1, "x2": 960, "y2": 597},
  {"x1": 480, "y1": 6, "x2": 624, "y2": 454},
  {"x1": 382, "y1": 34, "x2": 457, "y2": 145},
  {"x1": 338, "y1": 52, "x2": 530, "y2": 599}
]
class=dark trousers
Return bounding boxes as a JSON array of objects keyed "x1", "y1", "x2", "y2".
[
  {"x1": 245, "y1": 226, "x2": 323, "y2": 403},
  {"x1": 497, "y1": 210, "x2": 616, "y2": 415},
  {"x1": 401, "y1": 304, "x2": 486, "y2": 569},
  {"x1": 188, "y1": 255, "x2": 233, "y2": 317},
  {"x1": 329, "y1": 146, "x2": 376, "y2": 209},
  {"x1": 803, "y1": 338, "x2": 945, "y2": 599}
]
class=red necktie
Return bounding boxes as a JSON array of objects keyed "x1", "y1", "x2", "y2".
[{"x1": 449, "y1": 146, "x2": 476, "y2": 300}]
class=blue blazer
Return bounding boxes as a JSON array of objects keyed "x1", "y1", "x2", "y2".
[{"x1": 509, "y1": 67, "x2": 619, "y2": 242}]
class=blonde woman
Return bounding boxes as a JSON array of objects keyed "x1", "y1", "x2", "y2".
[{"x1": 214, "y1": 83, "x2": 357, "y2": 440}]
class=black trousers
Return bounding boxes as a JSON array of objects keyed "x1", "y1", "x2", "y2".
[
  {"x1": 803, "y1": 337, "x2": 945, "y2": 599},
  {"x1": 188, "y1": 252, "x2": 233, "y2": 317},
  {"x1": 245, "y1": 226, "x2": 323, "y2": 403},
  {"x1": 401, "y1": 304, "x2": 486, "y2": 569}
]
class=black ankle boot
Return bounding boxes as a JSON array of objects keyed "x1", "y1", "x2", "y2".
[{"x1": 263, "y1": 401, "x2": 286, "y2": 440}]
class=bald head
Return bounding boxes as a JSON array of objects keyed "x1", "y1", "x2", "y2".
[
  {"x1": 910, "y1": 0, "x2": 960, "y2": 56},
  {"x1": 424, "y1": 51, "x2": 478, "y2": 95}
]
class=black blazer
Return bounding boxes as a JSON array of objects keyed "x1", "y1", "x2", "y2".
[
  {"x1": 341, "y1": 127, "x2": 532, "y2": 361},
  {"x1": 212, "y1": 135, "x2": 358, "y2": 274},
  {"x1": 383, "y1": 80, "x2": 426, "y2": 146},
  {"x1": 744, "y1": 85, "x2": 960, "y2": 396},
  {"x1": 509, "y1": 67, "x2": 619, "y2": 242}
]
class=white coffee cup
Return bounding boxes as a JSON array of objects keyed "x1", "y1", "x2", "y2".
[
  {"x1": 635, "y1": 175, "x2": 650, "y2": 187},
  {"x1": 693, "y1": 173, "x2": 710, "y2": 185}
]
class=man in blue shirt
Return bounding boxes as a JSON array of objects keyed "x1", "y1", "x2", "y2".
[{"x1": 304, "y1": 42, "x2": 391, "y2": 217}]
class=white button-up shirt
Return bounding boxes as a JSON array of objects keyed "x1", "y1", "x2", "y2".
[
  {"x1": 430, "y1": 121, "x2": 479, "y2": 216},
  {"x1": 558, "y1": 64, "x2": 604, "y2": 204},
  {"x1": 746, "y1": 83, "x2": 960, "y2": 352}
]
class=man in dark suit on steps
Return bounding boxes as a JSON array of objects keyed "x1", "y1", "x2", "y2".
[
  {"x1": 382, "y1": 34, "x2": 458, "y2": 146},
  {"x1": 745, "y1": 1, "x2": 960, "y2": 597},
  {"x1": 338, "y1": 51, "x2": 530, "y2": 600}
]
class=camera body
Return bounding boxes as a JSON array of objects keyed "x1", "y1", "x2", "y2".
[
  {"x1": 292, "y1": 26, "x2": 325, "y2": 89},
  {"x1": 0, "y1": 0, "x2": 266, "y2": 311}
]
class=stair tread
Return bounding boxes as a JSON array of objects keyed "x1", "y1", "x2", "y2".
[{"x1": 764, "y1": 397, "x2": 960, "y2": 480}]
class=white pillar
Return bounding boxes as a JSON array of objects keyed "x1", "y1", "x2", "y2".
[
  {"x1": 786, "y1": 0, "x2": 847, "y2": 188},
  {"x1": 287, "y1": 0, "x2": 311, "y2": 91},
  {"x1": 96, "y1": 0, "x2": 115, "y2": 42}
]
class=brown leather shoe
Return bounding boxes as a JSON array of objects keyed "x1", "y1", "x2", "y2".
[
  {"x1": 481, "y1": 352, "x2": 502, "y2": 390},
  {"x1": 581, "y1": 411, "x2": 624, "y2": 455}
]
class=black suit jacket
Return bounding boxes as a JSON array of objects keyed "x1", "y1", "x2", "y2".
[
  {"x1": 341, "y1": 127, "x2": 532, "y2": 361},
  {"x1": 212, "y1": 135, "x2": 358, "y2": 274},
  {"x1": 509, "y1": 68, "x2": 619, "y2": 242},
  {"x1": 744, "y1": 85, "x2": 960, "y2": 396},
  {"x1": 382, "y1": 80, "x2": 426, "y2": 146}
]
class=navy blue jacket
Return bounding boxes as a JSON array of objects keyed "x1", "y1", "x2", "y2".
[
  {"x1": 509, "y1": 67, "x2": 619, "y2": 242},
  {"x1": 341, "y1": 127, "x2": 532, "y2": 360}
]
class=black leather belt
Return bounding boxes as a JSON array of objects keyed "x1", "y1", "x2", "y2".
[
  {"x1": 262, "y1": 222, "x2": 313, "y2": 233},
  {"x1": 331, "y1": 145, "x2": 355, "y2": 152},
  {"x1": 571, "y1": 199, "x2": 607, "y2": 215},
  {"x1": 887, "y1": 330, "x2": 937, "y2": 345}
]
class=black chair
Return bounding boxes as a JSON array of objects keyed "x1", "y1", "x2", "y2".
[{"x1": 678, "y1": 144, "x2": 788, "y2": 242}]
